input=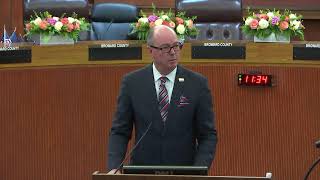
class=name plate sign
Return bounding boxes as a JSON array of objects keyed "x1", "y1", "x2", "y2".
[
  {"x1": 0, "y1": 46, "x2": 32, "y2": 64},
  {"x1": 89, "y1": 43, "x2": 142, "y2": 61},
  {"x1": 192, "y1": 42, "x2": 246, "y2": 59},
  {"x1": 293, "y1": 43, "x2": 320, "y2": 60}
]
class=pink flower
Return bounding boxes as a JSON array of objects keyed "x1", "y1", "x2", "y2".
[
  {"x1": 259, "y1": 14, "x2": 268, "y2": 20},
  {"x1": 74, "y1": 23, "x2": 80, "y2": 30},
  {"x1": 175, "y1": 17, "x2": 184, "y2": 24},
  {"x1": 250, "y1": 19, "x2": 259, "y2": 29},
  {"x1": 67, "y1": 23, "x2": 74, "y2": 32},
  {"x1": 149, "y1": 22, "x2": 155, "y2": 28},
  {"x1": 279, "y1": 21, "x2": 289, "y2": 30},
  {"x1": 162, "y1": 20, "x2": 170, "y2": 27},
  {"x1": 61, "y1": 18, "x2": 69, "y2": 25},
  {"x1": 169, "y1": 21, "x2": 176, "y2": 28},
  {"x1": 26, "y1": 23, "x2": 32, "y2": 31},
  {"x1": 39, "y1": 21, "x2": 48, "y2": 30},
  {"x1": 285, "y1": 16, "x2": 290, "y2": 22}
]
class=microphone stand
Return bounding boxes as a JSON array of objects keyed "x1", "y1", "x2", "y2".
[
  {"x1": 102, "y1": 19, "x2": 113, "y2": 40},
  {"x1": 304, "y1": 140, "x2": 320, "y2": 180},
  {"x1": 114, "y1": 121, "x2": 153, "y2": 174},
  {"x1": 304, "y1": 156, "x2": 320, "y2": 180}
]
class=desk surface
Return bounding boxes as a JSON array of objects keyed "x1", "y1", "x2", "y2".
[{"x1": 1, "y1": 40, "x2": 320, "y2": 69}]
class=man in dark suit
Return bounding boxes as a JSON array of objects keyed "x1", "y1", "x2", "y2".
[{"x1": 108, "y1": 25, "x2": 217, "y2": 173}]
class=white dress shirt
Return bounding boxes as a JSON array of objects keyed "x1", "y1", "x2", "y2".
[{"x1": 153, "y1": 63, "x2": 177, "y2": 103}]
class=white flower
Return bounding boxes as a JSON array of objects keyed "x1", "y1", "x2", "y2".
[
  {"x1": 53, "y1": 17, "x2": 59, "y2": 21},
  {"x1": 161, "y1": 15, "x2": 170, "y2": 21},
  {"x1": 289, "y1": 14, "x2": 297, "y2": 20},
  {"x1": 176, "y1": 24, "x2": 185, "y2": 34},
  {"x1": 185, "y1": 19, "x2": 193, "y2": 27},
  {"x1": 68, "y1": 17, "x2": 75, "y2": 23},
  {"x1": 75, "y1": 19, "x2": 81, "y2": 25},
  {"x1": 34, "y1": 17, "x2": 42, "y2": 26},
  {"x1": 138, "y1": 17, "x2": 149, "y2": 24},
  {"x1": 54, "y1": 21, "x2": 63, "y2": 31},
  {"x1": 258, "y1": 19, "x2": 269, "y2": 29},
  {"x1": 245, "y1": 17, "x2": 253, "y2": 26},
  {"x1": 267, "y1": 12, "x2": 274, "y2": 19},
  {"x1": 291, "y1": 20, "x2": 301, "y2": 30},
  {"x1": 154, "y1": 19, "x2": 163, "y2": 26}
]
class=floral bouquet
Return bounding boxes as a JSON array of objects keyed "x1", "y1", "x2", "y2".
[
  {"x1": 241, "y1": 9, "x2": 305, "y2": 40},
  {"x1": 25, "y1": 11, "x2": 89, "y2": 41},
  {"x1": 130, "y1": 5, "x2": 198, "y2": 41}
]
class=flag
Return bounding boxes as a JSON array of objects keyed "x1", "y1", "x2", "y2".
[
  {"x1": 2, "y1": 25, "x2": 9, "y2": 41},
  {"x1": 10, "y1": 27, "x2": 19, "y2": 43},
  {"x1": 2, "y1": 25, "x2": 11, "y2": 45}
]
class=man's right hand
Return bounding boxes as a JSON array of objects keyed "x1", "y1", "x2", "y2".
[{"x1": 107, "y1": 169, "x2": 122, "y2": 174}]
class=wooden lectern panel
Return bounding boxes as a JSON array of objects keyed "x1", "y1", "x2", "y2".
[{"x1": 1, "y1": 62, "x2": 320, "y2": 180}]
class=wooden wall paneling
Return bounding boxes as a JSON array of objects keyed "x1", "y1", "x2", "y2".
[
  {"x1": 187, "y1": 64, "x2": 320, "y2": 179},
  {"x1": 0, "y1": 0, "x2": 24, "y2": 40},
  {"x1": 0, "y1": 65, "x2": 139, "y2": 180},
  {"x1": 1, "y1": 64, "x2": 320, "y2": 180},
  {"x1": 11, "y1": 0, "x2": 24, "y2": 36},
  {"x1": 0, "y1": 0, "x2": 12, "y2": 38}
]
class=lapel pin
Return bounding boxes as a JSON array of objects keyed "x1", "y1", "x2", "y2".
[{"x1": 178, "y1": 78, "x2": 184, "y2": 82}]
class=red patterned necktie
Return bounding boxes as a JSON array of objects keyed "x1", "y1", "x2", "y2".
[{"x1": 158, "y1": 77, "x2": 169, "y2": 122}]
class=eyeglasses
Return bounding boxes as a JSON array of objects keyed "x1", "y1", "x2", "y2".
[{"x1": 149, "y1": 43, "x2": 183, "y2": 53}]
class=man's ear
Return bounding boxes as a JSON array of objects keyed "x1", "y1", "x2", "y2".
[{"x1": 147, "y1": 46, "x2": 153, "y2": 54}]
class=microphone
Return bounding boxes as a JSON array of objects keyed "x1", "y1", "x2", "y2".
[
  {"x1": 114, "y1": 120, "x2": 153, "y2": 174},
  {"x1": 316, "y1": 139, "x2": 320, "y2": 148}
]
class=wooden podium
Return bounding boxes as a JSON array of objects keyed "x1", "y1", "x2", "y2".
[{"x1": 92, "y1": 171, "x2": 271, "y2": 180}]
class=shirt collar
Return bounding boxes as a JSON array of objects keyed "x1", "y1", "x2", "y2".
[{"x1": 153, "y1": 63, "x2": 177, "y2": 83}]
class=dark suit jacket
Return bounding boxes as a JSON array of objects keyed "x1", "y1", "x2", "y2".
[{"x1": 108, "y1": 64, "x2": 217, "y2": 170}]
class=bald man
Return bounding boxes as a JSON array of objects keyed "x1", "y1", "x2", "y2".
[{"x1": 108, "y1": 25, "x2": 217, "y2": 173}]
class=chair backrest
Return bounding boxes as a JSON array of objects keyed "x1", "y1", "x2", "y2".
[
  {"x1": 90, "y1": 3, "x2": 138, "y2": 40},
  {"x1": 176, "y1": 0, "x2": 242, "y2": 40},
  {"x1": 24, "y1": 0, "x2": 90, "y2": 19}
]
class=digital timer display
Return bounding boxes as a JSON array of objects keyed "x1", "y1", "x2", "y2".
[{"x1": 238, "y1": 74, "x2": 272, "y2": 86}]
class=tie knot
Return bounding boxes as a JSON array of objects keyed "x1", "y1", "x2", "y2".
[{"x1": 160, "y1": 77, "x2": 167, "y2": 84}]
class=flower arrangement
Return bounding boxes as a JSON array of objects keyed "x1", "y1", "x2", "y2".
[
  {"x1": 25, "y1": 11, "x2": 89, "y2": 40},
  {"x1": 241, "y1": 9, "x2": 305, "y2": 40},
  {"x1": 130, "y1": 5, "x2": 198, "y2": 41}
]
